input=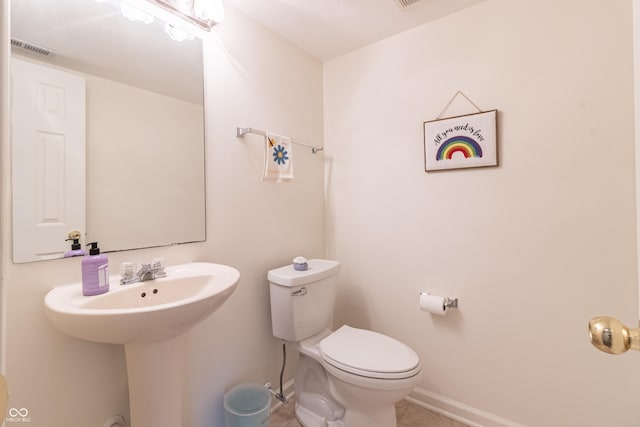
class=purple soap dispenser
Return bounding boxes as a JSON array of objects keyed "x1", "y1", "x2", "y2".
[{"x1": 82, "y1": 242, "x2": 109, "y2": 296}]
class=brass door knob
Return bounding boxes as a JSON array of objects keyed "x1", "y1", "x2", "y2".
[{"x1": 589, "y1": 316, "x2": 640, "y2": 354}]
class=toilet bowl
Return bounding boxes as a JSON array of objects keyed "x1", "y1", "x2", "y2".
[
  {"x1": 300, "y1": 326, "x2": 421, "y2": 426},
  {"x1": 268, "y1": 259, "x2": 422, "y2": 427}
]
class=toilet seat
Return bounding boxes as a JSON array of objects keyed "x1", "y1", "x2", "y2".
[{"x1": 319, "y1": 325, "x2": 421, "y2": 380}]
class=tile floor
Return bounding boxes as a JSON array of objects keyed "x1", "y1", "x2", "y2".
[{"x1": 270, "y1": 396, "x2": 469, "y2": 427}]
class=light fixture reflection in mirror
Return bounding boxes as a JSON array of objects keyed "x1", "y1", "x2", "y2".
[
  {"x1": 10, "y1": 0, "x2": 207, "y2": 263},
  {"x1": 120, "y1": 2, "x2": 155, "y2": 24},
  {"x1": 150, "y1": 0, "x2": 225, "y2": 30}
]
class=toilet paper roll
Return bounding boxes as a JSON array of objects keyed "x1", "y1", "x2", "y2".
[{"x1": 419, "y1": 293, "x2": 448, "y2": 316}]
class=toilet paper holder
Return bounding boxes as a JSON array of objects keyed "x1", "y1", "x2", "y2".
[
  {"x1": 420, "y1": 292, "x2": 458, "y2": 309},
  {"x1": 444, "y1": 297, "x2": 458, "y2": 308}
]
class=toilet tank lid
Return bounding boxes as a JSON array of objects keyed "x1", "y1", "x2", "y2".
[{"x1": 268, "y1": 259, "x2": 340, "y2": 287}]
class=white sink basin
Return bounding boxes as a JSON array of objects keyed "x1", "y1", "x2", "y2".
[{"x1": 44, "y1": 262, "x2": 240, "y2": 344}]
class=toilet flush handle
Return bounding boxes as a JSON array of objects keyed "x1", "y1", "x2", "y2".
[{"x1": 291, "y1": 287, "x2": 307, "y2": 296}]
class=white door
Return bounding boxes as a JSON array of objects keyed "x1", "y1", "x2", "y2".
[
  {"x1": 11, "y1": 57, "x2": 86, "y2": 263},
  {"x1": 591, "y1": 1, "x2": 640, "y2": 354}
]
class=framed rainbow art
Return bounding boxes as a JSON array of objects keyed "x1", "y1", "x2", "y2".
[{"x1": 424, "y1": 109, "x2": 498, "y2": 171}]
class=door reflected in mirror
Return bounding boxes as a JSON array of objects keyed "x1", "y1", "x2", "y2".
[{"x1": 10, "y1": 0, "x2": 206, "y2": 263}]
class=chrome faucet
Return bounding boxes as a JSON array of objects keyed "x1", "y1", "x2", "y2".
[{"x1": 120, "y1": 259, "x2": 166, "y2": 285}]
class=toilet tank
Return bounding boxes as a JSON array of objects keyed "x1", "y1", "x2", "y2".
[{"x1": 268, "y1": 259, "x2": 340, "y2": 341}]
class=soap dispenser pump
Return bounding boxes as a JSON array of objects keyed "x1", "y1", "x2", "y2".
[
  {"x1": 64, "y1": 231, "x2": 86, "y2": 258},
  {"x1": 82, "y1": 242, "x2": 109, "y2": 296}
]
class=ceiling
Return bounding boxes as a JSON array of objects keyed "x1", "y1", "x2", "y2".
[
  {"x1": 223, "y1": 0, "x2": 487, "y2": 61},
  {"x1": 9, "y1": 0, "x2": 486, "y2": 100}
]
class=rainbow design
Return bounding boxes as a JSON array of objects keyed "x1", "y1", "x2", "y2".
[{"x1": 436, "y1": 136, "x2": 483, "y2": 161}]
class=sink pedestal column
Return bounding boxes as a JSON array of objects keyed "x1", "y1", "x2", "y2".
[{"x1": 125, "y1": 333, "x2": 187, "y2": 427}]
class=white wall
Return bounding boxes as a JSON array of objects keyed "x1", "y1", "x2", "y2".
[
  {"x1": 1, "y1": 5, "x2": 324, "y2": 427},
  {"x1": 187, "y1": 6, "x2": 325, "y2": 426},
  {"x1": 324, "y1": 1, "x2": 640, "y2": 426}
]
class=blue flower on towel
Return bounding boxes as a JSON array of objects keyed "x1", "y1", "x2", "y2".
[{"x1": 273, "y1": 145, "x2": 289, "y2": 165}]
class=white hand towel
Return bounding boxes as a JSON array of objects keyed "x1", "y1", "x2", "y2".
[{"x1": 263, "y1": 132, "x2": 294, "y2": 183}]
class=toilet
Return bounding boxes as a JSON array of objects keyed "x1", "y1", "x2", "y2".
[{"x1": 268, "y1": 259, "x2": 421, "y2": 427}]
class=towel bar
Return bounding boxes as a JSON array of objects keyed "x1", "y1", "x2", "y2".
[{"x1": 236, "y1": 127, "x2": 323, "y2": 154}]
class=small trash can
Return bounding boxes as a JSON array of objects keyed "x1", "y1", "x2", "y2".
[{"x1": 224, "y1": 383, "x2": 271, "y2": 427}]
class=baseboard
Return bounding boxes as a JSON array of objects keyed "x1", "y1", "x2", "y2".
[{"x1": 406, "y1": 387, "x2": 526, "y2": 427}]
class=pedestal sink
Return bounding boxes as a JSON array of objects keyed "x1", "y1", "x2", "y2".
[{"x1": 44, "y1": 262, "x2": 240, "y2": 427}]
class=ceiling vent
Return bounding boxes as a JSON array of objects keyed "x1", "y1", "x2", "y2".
[
  {"x1": 11, "y1": 38, "x2": 56, "y2": 57},
  {"x1": 397, "y1": 0, "x2": 421, "y2": 7}
]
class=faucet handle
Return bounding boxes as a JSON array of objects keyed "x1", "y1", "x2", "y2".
[
  {"x1": 150, "y1": 257, "x2": 164, "y2": 270},
  {"x1": 151, "y1": 257, "x2": 166, "y2": 278},
  {"x1": 120, "y1": 262, "x2": 137, "y2": 280}
]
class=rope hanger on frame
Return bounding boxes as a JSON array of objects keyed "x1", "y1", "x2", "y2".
[{"x1": 436, "y1": 90, "x2": 483, "y2": 120}]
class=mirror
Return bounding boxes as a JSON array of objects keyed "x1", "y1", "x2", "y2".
[{"x1": 10, "y1": 0, "x2": 206, "y2": 263}]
